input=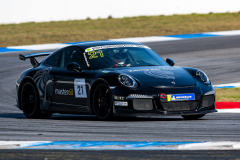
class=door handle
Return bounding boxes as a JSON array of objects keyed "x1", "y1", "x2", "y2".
[{"x1": 52, "y1": 77, "x2": 58, "y2": 82}]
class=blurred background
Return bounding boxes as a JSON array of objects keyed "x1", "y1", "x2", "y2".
[{"x1": 0, "y1": 0, "x2": 240, "y2": 47}]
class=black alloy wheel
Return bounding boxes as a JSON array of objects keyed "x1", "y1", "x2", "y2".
[
  {"x1": 20, "y1": 81, "x2": 52, "y2": 119},
  {"x1": 181, "y1": 114, "x2": 205, "y2": 120},
  {"x1": 92, "y1": 83, "x2": 113, "y2": 120}
]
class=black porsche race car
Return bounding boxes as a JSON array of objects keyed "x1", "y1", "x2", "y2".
[{"x1": 16, "y1": 41, "x2": 216, "y2": 120}]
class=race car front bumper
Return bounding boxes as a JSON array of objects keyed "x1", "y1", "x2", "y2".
[{"x1": 112, "y1": 93, "x2": 217, "y2": 117}]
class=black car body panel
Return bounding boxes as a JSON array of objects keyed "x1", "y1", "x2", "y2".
[{"x1": 16, "y1": 41, "x2": 217, "y2": 117}]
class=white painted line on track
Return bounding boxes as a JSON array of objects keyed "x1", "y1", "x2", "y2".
[
  {"x1": 217, "y1": 109, "x2": 240, "y2": 113},
  {"x1": 0, "y1": 141, "x2": 51, "y2": 149},
  {"x1": 0, "y1": 141, "x2": 48, "y2": 146},
  {"x1": 178, "y1": 141, "x2": 240, "y2": 150},
  {"x1": 205, "y1": 30, "x2": 240, "y2": 36},
  {"x1": 110, "y1": 36, "x2": 181, "y2": 43},
  {"x1": 213, "y1": 82, "x2": 240, "y2": 88},
  {"x1": 7, "y1": 43, "x2": 69, "y2": 50}
]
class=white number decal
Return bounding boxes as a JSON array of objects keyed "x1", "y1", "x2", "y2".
[{"x1": 74, "y1": 79, "x2": 87, "y2": 98}]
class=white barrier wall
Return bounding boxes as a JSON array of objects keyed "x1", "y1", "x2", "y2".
[{"x1": 0, "y1": 0, "x2": 239, "y2": 24}]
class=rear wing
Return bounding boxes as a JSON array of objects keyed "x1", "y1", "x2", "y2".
[{"x1": 19, "y1": 52, "x2": 52, "y2": 67}]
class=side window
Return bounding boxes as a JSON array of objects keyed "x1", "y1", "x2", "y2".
[
  {"x1": 60, "y1": 48, "x2": 85, "y2": 69},
  {"x1": 45, "y1": 52, "x2": 62, "y2": 67}
]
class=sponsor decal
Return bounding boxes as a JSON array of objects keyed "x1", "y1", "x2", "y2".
[
  {"x1": 33, "y1": 67, "x2": 52, "y2": 97},
  {"x1": 162, "y1": 68, "x2": 176, "y2": 70},
  {"x1": 102, "y1": 70, "x2": 110, "y2": 73},
  {"x1": 160, "y1": 93, "x2": 166, "y2": 99},
  {"x1": 114, "y1": 101, "x2": 128, "y2": 106},
  {"x1": 128, "y1": 68, "x2": 175, "y2": 80},
  {"x1": 85, "y1": 44, "x2": 150, "y2": 52},
  {"x1": 85, "y1": 48, "x2": 93, "y2": 52},
  {"x1": 55, "y1": 88, "x2": 73, "y2": 96},
  {"x1": 19, "y1": 55, "x2": 25, "y2": 60},
  {"x1": 88, "y1": 50, "x2": 104, "y2": 59},
  {"x1": 74, "y1": 79, "x2": 87, "y2": 98},
  {"x1": 144, "y1": 69, "x2": 175, "y2": 79},
  {"x1": 167, "y1": 93, "x2": 195, "y2": 101},
  {"x1": 128, "y1": 68, "x2": 175, "y2": 72}
]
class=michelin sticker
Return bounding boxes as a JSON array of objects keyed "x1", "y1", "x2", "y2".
[
  {"x1": 167, "y1": 93, "x2": 195, "y2": 101},
  {"x1": 74, "y1": 79, "x2": 87, "y2": 98}
]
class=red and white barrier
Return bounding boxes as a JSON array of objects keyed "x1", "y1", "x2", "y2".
[{"x1": 216, "y1": 102, "x2": 240, "y2": 113}]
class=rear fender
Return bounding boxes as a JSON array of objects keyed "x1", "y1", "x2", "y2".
[{"x1": 18, "y1": 77, "x2": 40, "y2": 110}]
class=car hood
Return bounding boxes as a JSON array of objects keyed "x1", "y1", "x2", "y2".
[{"x1": 102, "y1": 66, "x2": 196, "y2": 87}]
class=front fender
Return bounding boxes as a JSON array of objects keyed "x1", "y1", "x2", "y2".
[{"x1": 183, "y1": 67, "x2": 214, "y2": 93}]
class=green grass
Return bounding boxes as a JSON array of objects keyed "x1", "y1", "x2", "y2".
[
  {"x1": 0, "y1": 12, "x2": 240, "y2": 47},
  {"x1": 215, "y1": 88, "x2": 240, "y2": 102}
]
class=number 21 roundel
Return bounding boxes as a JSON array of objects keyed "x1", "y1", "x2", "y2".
[{"x1": 74, "y1": 79, "x2": 87, "y2": 98}]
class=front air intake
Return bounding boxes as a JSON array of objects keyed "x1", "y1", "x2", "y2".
[
  {"x1": 202, "y1": 95, "x2": 215, "y2": 108},
  {"x1": 162, "y1": 101, "x2": 198, "y2": 111},
  {"x1": 133, "y1": 99, "x2": 153, "y2": 110}
]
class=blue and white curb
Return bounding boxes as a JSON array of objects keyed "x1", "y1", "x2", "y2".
[
  {"x1": 0, "y1": 141, "x2": 240, "y2": 150},
  {"x1": 1, "y1": 30, "x2": 240, "y2": 53},
  {"x1": 213, "y1": 82, "x2": 240, "y2": 89}
]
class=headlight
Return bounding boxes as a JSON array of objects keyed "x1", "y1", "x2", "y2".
[
  {"x1": 118, "y1": 74, "x2": 138, "y2": 88},
  {"x1": 196, "y1": 70, "x2": 210, "y2": 85}
]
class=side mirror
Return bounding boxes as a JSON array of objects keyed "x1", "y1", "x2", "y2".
[
  {"x1": 66, "y1": 62, "x2": 82, "y2": 73},
  {"x1": 166, "y1": 58, "x2": 175, "y2": 66}
]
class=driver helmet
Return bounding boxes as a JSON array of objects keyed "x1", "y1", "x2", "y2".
[{"x1": 109, "y1": 48, "x2": 128, "y2": 63}]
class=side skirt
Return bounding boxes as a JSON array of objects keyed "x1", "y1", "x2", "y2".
[{"x1": 41, "y1": 102, "x2": 92, "y2": 115}]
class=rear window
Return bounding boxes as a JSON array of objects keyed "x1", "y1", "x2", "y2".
[{"x1": 46, "y1": 52, "x2": 62, "y2": 67}]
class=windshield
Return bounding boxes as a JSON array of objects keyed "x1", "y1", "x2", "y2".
[{"x1": 84, "y1": 44, "x2": 169, "y2": 70}]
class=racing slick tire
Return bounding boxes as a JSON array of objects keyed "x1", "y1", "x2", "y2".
[
  {"x1": 92, "y1": 83, "x2": 113, "y2": 120},
  {"x1": 20, "y1": 81, "x2": 52, "y2": 119},
  {"x1": 181, "y1": 114, "x2": 205, "y2": 120}
]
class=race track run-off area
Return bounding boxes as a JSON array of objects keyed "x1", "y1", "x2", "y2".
[{"x1": 0, "y1": 31, "x2": 240, "y2": 159}]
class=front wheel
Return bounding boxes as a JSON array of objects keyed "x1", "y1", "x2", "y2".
[
  {"x1": 20, "y1": 81, "x2": 52, "y2": 119},
  {"x1": 182, "y1": 114, "x2": 205, "y2": 120},
  {"x1": 92, "y1": 83, "x2": 113, "y2": 120}
]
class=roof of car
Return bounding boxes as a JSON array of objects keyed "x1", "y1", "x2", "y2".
[{"x1": 73, "y1": 41, "x2": 143, "y2": 49}]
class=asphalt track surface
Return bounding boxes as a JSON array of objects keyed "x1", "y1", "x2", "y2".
[
  {"x1": 0, "y1": 35, "x2": 240, "y2": 159},
  {"x1": 1, "y1": 150, "x2": 240, "y2": 160}
]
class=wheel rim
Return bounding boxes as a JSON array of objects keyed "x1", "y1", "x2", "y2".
[
  {"x1": 93, "y1": 84, "x2": 112, "y2": 118},
  {"x1": 21, "y1": 83, "x2": 37, "y2": 116}
]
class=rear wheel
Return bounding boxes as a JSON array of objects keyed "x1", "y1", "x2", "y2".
[
  {"x1": 20, "y1": 81, "x2": 52, "y2": 119},
  {"x1": 92, "y1": 83, "x2": 113, "y2": 120},
  {"x1": 181, "y1": 114, "x2": 205, "y2": 120}
]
